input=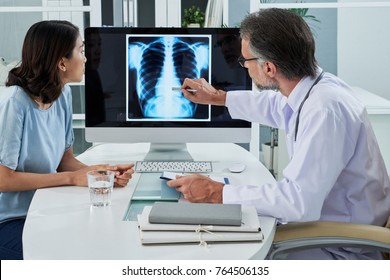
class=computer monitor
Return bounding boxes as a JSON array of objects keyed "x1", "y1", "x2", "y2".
[{"x1": 84, "y1": 27, "x2": 252, "y2": 160}]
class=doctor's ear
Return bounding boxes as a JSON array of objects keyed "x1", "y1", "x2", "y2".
[{"x1": 264, "y1": 61, "x2": 276, "y2": 78}]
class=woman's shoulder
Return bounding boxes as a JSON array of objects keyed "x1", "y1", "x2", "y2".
[
  {"x1": 52, "y1": 84, "x2": 73, "y2": 113},
  {"x1": 58, "y1": 84, "x2": 71, "y2": 99},
  {"x1": 0, "y1": 85, "x2": 30, "y2": 106},
  {"x1": 0, "y1": 86, "x2": 31, "y2": 119},
  {"x1": 63, "y1": 84, "x2": 71, "y2": 94},
  {"x1": 58, "y1": 84, "x2": 72, "y2": 103}
]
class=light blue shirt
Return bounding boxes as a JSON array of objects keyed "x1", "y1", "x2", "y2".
[
  {"x1": 0, "y1": 85, "x2": 74, "y2": 223},
  {"x1": 224, "y1": 68, "x2": 390, "y2": 227}
]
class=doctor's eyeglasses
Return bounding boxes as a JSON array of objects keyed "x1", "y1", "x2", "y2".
[{"x1": 238, "y1": 56, "x2": 259, "y2": 67}]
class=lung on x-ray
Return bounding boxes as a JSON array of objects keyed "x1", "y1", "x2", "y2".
[{"x1": 126, "y1": 34, "x2": 211, "y2": 121}]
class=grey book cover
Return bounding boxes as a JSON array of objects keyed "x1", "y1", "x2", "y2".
[{"x1": 148, "y1": 202, "x2": 242, "y2": 226}]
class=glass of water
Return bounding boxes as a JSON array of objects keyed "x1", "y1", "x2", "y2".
[{"x1": 87, "y1": 170, "x2": 115, "y2": 207}]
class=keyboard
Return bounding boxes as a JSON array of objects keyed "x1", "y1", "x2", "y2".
[{"x1": 135, "y1": 161, "x2": 213, "y2": 173}]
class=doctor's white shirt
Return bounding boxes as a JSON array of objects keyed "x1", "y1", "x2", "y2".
[{"x1": 223, "y1": 68, "x2": 390, "y2": 229}]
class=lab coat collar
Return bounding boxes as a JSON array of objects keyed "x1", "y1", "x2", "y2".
[{"x1": 286, "y1": 67, "x2": 324, "y2": 113}]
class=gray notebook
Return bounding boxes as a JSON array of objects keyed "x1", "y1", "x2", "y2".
[{"x1": 148, "y1": 202, "x2": 242, "y2": 226}]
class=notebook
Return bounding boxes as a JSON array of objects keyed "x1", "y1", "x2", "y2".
[
  {"x1": 139, "y1": 205, "x2": 260, "y2": 232},
  {"x1": 148, "y1": 202, "x2": 242, "y2": 226},
  {"x1": 137, "y1": 205, "x2": 263, "y2": 245},
  {"x1": 138, "y1": 227, "x2": 264, "y2": 245}
]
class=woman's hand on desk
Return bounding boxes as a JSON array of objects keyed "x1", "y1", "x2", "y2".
[
  {"x1": 70, "y1": 164, "x2": 117, "y2": 186},
  {"x1": 166, "y1": 174, "x2": 224, "y2": 203},
  {"x1": 112, "y1": 163, "x2": 135, "y2": 188},
  {"x1": 69, "y1": 163, "x2": 135, "y2": 187}
]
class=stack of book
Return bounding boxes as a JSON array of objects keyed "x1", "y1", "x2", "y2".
[{"x1": 137, "y1": 202, "x2": 263, "y2": 245}]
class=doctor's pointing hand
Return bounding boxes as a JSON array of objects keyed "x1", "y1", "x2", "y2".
[{"x1": 180, "y1": 78, "x2": 227, "y2": 106}]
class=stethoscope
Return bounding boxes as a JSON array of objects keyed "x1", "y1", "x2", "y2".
[{"x1": 294, "y1": 71, "x2": 324, "y2": 141}]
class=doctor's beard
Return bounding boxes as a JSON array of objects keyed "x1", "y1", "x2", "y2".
[{"x1": 254, "y1": 79, "x2": 280, "y2": 92}]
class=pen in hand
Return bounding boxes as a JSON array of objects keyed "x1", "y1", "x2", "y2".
[{"x1": 172, "y1": 87, "x2": 197, "y2": 94}]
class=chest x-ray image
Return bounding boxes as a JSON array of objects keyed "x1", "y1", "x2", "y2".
[{"x1": 127, "y1": 35, "x2": 211, "y2": 120}]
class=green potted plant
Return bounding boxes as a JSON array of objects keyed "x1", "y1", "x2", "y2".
[{"x1": 182, "y1": 6, "x2": 205, "y2": 27}]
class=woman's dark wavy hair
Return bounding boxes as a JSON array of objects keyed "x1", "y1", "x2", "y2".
[
  {"x1": 6, "y1": 20, "x2": 79, "y2": 104},
  {"x1": 240, "y1": 8, "x2": 317, "y2": 80}
]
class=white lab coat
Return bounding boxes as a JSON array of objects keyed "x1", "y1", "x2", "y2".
[{"x1": 222, "y1": 68, "x2": 390, "y2": 259}]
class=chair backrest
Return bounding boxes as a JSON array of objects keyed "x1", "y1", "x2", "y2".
[
  {"x1": 384, "y1": 214, "x2": 390, "y2": 259},
  {"x1": 380, "y1": 176, "x2": 390, "y2": 259},
  {"x1": 385, "y1": 177, "x2": 390, "y2": 228}
]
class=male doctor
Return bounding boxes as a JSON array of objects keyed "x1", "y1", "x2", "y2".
[{"x1": 167, "y1": 8, "x2": 390, "y2": 259}]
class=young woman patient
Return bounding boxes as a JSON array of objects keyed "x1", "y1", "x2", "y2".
[{"x1": 0, "y1": 20, "x2": 135, "y2": 260}]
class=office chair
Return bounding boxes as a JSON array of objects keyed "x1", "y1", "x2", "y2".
[{"x1": 269, "y1": 215, "x2": 390, "y2": 259}]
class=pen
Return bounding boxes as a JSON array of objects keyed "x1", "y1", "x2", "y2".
[{"x1": 172, "y1": 87, "x2": 197, "y2": 93}]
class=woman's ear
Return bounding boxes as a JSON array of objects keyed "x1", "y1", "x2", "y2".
[{"x1": 58, "y1": 58, "x2": 67, "y2": 72}]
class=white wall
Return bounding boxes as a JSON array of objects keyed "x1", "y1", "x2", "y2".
[
  {"x1": 227, "y1": 0, "x2": 249, "y2": 27},
  {"x1": 338, "y1": 0, "x2": 390, "y2": 101},
  {"x1": 0, "y1": 0, "x2": 42, "y2": 61},
  {"x1": 0, "y1": 0, "x2": 101, "y2": 62}
]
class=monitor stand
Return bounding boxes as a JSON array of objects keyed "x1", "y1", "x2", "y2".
[{"x1": 143, "y1": 143, "x2": 193, "y2": 161}]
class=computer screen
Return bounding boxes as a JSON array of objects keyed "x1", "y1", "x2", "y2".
[{"x1": 84, "y1": 27, "x2": 252, "y2": 160}]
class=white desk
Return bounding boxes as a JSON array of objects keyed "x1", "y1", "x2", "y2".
[{"x1": 23, "y1": 143, "x2": 277, "y2": 260}]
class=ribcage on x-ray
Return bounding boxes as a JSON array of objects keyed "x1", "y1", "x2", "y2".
[
  {"x1": 172, "y1": 41, "x2": 198, "y2": 84},
  {"x1": 139, "y1": 41, "x2": 165, "y2": 107},
  {"x1": 128, "y1": 36, "x2": 209, "y2": 118}
]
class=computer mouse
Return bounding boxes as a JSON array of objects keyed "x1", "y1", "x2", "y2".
[{"x1": 228, "y1": 162, "x2": 246, "y2": 173}]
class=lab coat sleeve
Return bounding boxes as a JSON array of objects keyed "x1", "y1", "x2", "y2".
[
  {"x1": 225, "y1": 90, "x2": 286, "y2": 128},
  {"x1": 223, "y1": 105, "x2": 356, "y2": 223}
]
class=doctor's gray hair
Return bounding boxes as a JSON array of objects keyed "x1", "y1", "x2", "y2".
[{"x1": 240, "y1": 8, "x2": 317, "y2": 79}]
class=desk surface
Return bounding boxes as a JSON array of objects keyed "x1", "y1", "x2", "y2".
[{"x1": 23, "y1": 143, "x2": 277, "y2": 260}]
